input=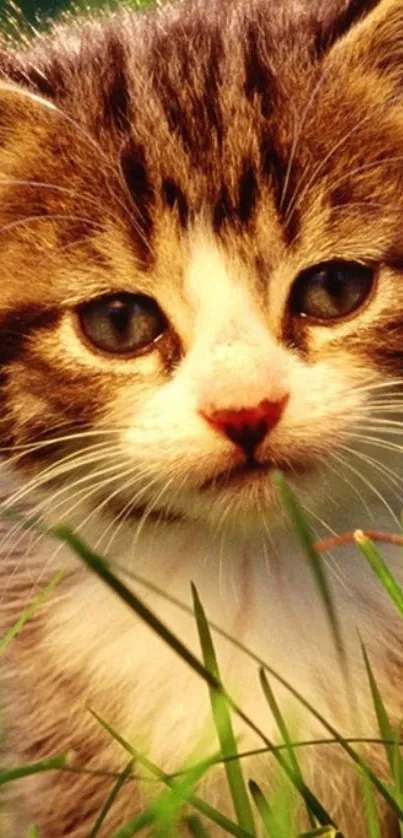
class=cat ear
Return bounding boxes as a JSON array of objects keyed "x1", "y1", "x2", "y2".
[
  {"x1": 316, "y1": 0, "x2": 385, "y2": 51},
  {"x1": 0, "y1": 44, "x2": 64, "y2": 100},
  {"x1": 0, "y1": 59, "x2": 59, "y2": 150},
  {"x1": 321, "y1": 0, "x2": 403, "y2": 84}
]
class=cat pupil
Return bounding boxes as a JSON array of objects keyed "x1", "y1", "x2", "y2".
[{"x1": 108, "y1": 300, "x2": 131, "y2": 335}]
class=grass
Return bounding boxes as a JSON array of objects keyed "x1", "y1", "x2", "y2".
[
  {"x1": 1, "y1": 475, "x2": 403, "y2": 835},
  {"x1": 0, "y1": 0, "x2": 401, "y2": 833}
]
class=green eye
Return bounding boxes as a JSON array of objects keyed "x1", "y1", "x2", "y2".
[
  {"x1": 77, "y1": 293, "x2": 167, "y2": 356},
  {"x1": 290, "y1": 260, "x2": 375, "y2": 323}
]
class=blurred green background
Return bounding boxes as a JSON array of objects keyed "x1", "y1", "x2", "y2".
[
  {"x1": 1, "y1": 0, "x2": 76, "y2": 24},
  {"x1": 0, "y1": 0, "x2": 153, "y2": 31}
]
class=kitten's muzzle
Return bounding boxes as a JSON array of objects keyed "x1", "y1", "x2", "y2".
[{"x1": 199, "y1": 396, "x2": 288, "y2": 459}]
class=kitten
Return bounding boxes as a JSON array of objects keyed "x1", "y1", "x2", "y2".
[{"x1": 1, "y1": 0, "x2": 403, "y2": 834}]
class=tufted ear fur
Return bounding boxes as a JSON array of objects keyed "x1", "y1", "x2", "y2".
[
  {"x1": 315, "y1": 0, "x2": 384, "y2": 50},
  {"x1": 322, "y1": 0, "x2": 403, "y2": 85},
  {"x1": 0, "y1": 42, "x2": 67, "y2": 100}
]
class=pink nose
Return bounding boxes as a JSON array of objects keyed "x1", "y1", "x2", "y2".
[{"x1": 200, "y1": 396, "x2": 288, "y2": 457}]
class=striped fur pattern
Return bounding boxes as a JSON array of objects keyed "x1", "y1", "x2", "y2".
[{"x1": 1, "y1": 0, "x2": 403, "y2": 834}]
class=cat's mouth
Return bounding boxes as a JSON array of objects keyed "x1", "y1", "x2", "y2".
[
  {"x1": 200, "y1": 455, "x2": 311, "y2": 493},
  {"x1": 200, "y1": 458, "x2": 273, "y2": 491}
]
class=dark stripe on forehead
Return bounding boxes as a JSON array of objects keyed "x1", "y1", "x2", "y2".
[
  {"x1": 0, "y1": 305, "x2": 60, "y2": 369},
  {"x1": 162, "y1": 178, "x2": 189, "y2": 228},
  {"x1": 244, "y1": 19, "x2": 276, "y2": 120},
  {"x1": 243, "y1": 14, "x2": 302, "y2": 244},
  {"x1": 101, "y1": 33, "x2": 131, "y2": 133},
  {"x1": 212, "y1": 159, "x2": 259, "y2": 232},
  {"x1": 150, "y1": 21, "x2": 224, "y2": 165},
  {"x1": 213, "y1": 184, "x2": 233, "y2": 232},
  {"x1": 238, "y1": 159, "x2": 259, "y2": 225},
  {"x1": 150, "y1": 35, "x2": 194, "y2": 156},
  {"x1": 203, "y1": 29, "x2": 224, "y2": 146},
  {"x1": 120, "y1": 140, "x2": 155, "y2": 266},
  {"x1": 260, "y1": 136, "x2": 301, "y2": 246}
]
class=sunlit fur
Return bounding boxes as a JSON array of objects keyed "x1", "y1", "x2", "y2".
[{"x1": 2, "y1": 0, "x2": 403, "y2": 835}]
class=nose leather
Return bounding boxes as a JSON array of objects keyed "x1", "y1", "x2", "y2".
[{"x1": 201, "y1": 397, "x2": 288, "y2": 456}]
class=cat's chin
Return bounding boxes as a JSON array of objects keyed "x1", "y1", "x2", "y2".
[
  {"x1": 85, "y1": 456, "x2": 314, "y2": 539},
  {"x1": 164, "y1": 462, "x2": 308, "y2": 535}
]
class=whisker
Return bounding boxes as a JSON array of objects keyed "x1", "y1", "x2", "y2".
[
  {"x1": 280, "y1": 65, "x2": 332, "y2": 212},
  {"x1": 0, "y1": 178, "x2": 102, "y2": 212},
  {"x1": 345, "y1": 432, "x2": 403, "y2": 455},
  {"x1": 339, "y1": 443, "x2": 403, "y2": 505},
  {"x1": 0, "y1": 213, "x2": 104, "y2": 238},
  {"x1": 0, "y1": 84, "x2": 148, "y2": 243},
  {"x1": 326, "y1": 452, "x2": 374, "y2": 519},
  {"x1": 284, "y1": 103, "x2": 390, "y2": 226},
  {"x1": 326, "y1": 155, "x2": 403, "y2": 200},
  {"x1": 0, "y1": 427, "x2": 126, "y2": 454},
  {"x1": 0, "y1": 442, "x2": 123, "y2": 515},
  {"x1": 352, "y1": 379, "x2": 403, "y2": 396},
  {"x1": 0, "y1": 448, "x2": 127, "y2": 565},
  {"x1": 329, "y1": 450, "x2": 401, "y2": 527},
  {"x1": 98, "y1": 470, "x2": 170, "y2": 554}
]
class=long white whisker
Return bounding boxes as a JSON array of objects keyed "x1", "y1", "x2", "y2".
[
  {"x1": 339, "y1": 444, "x2": 403, "y2": 505},
  {"x1": 329, "y1": 450, "x2": 401, "y2": 527}
]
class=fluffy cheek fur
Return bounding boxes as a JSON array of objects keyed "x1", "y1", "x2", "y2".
[{"x1": 2, "y1": 241, "x2": 398, "y2": 536}]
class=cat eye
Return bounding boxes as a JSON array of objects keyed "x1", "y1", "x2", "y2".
[
  {"x1": 77, "y1": 293, "x2": 167, "y2": 356},
  {"x1": 289, "y1": 260, "x2": 375, "y2": 323}
]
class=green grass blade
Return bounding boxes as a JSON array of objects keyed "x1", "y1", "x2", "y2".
[
  {"x1": 105, "y1": 552, "x2": 403, "y2": 821},
  {"x1": 248, "y1": 780, "x2": 275, "y2": 836},
  {"x1": 298, "y1": 829, "x2": 339, "y2": 837},
  {"x1": 361, "y1": 769, "x2": 382, "y2": 838},
  {"x1": 110, "y1": 810, "x2": 154, "y2": 836},
  {"x1": 273, "y1": 473, "x2": 343, "y2": 657},
  {"x1": 0, "y1": 570, "x2": 64, "y2": 656},
  {"x1": 89, "y1": 708, "x2": 253, "y2": 838},
  {"x1": 355, "y1": 531, "x2": 403, "y2": 616},
  {"x1": 51, "y1": 525, "x2": 218, "y2": 689},
  {"x1": 361, "y1": 640, "x2": 401, "y2": 782},
  {"x1": 192, "y1": 583, "x2": 256, "y2": 835},
  {"x1": 110, "y1": 755, "x2": 214, "y2": 838},
  {"x1": 56, "y1": 526, "x2": 333, "y2": 827},
  {"x1": 258, "y1": 670, "x2": 300, "y2": 777},
  {"x1": 393, "y1": 725, "x2": 403, "y2": 837},
  {"x1": 259, "y1": 670, "x2": 315, "y2": 829},
  {"x1": 0, "y1": 753, "x2": 69, "y2": 785},
  {"x1": 88, "y1": 759, "x2": 134, "y2": 838},
  {"x1": 256, "y1": 668, "x2": 403, "y2": 821},
  {"x1": 27, "y1": 828, "x2": 40, "y2": 838},
  {"x1": 150, "y1": 757, "x2": 214, "y2": 838},
  {"x1": 185, "y1": 815, "x2": 210, "y2": 837}
]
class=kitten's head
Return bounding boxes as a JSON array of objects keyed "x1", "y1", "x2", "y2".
[{"x1": 0, "y1": 0, "x2": 402, "y2": 538}]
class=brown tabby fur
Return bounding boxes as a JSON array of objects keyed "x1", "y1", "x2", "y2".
[{"x1": 2, "y1": 0, "x2": 403, "y2": 835}]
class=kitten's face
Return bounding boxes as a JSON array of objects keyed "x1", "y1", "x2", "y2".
[{"x1": 1, "y1": 0, "x2": 403, "y2": 536}]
